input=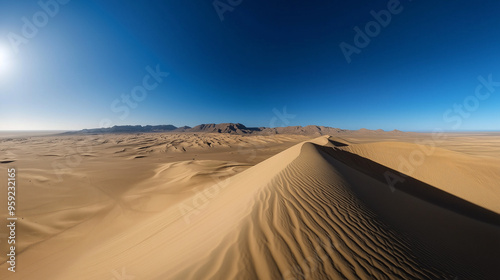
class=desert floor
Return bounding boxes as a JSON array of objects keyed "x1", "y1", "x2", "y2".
[{"x1": 0, "y1": 132, "x2": 499, "y2": 279}]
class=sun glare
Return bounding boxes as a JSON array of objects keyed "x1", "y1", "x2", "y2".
[{"x1": 0, "y1": 45, "x2": 11, "y2": 74}]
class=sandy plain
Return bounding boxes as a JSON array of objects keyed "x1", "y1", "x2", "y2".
[{"x1": 0, "y1": 131, "x2": 499, "y2": 279}]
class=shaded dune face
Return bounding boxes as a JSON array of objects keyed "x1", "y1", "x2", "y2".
[
  {"x1": 179, "y1": 142, "x2": 452, "y2": 279},
  {"x1": 314, "y1": 141, "x2": 500, "y2": 279},
  {"x1": 166, "y1": 140, "x2": 499, "y2": 280},
  {"x1": 4, "y1": 135, "x2": 499, "y2": 280},
  {"x1": 337, "y1": 140, "x2": 500, "y2": 214}
]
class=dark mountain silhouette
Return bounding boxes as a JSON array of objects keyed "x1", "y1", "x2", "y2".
[
  {"x1": 66, "y1": 123, "x2": 403, "y2": 136},
  {"x1": 75, "y1": 125, "x2": 179, "y2": 134}
]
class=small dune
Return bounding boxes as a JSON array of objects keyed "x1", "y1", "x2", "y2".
[{"x1": 1, "y1": 133, "x2": 499, "y2": 280}]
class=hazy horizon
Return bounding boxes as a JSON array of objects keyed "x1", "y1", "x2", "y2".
[
  {"x1": 2, "y1": 123, "x2": 500, "y2": 134},
  {"x1": 2, "y1": 2, "x2": 500, "y2": 279},
  {"x1": 2, "y1": 1, "x2": 500, "y2": 131}
]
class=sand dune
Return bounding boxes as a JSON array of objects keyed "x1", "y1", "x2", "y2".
[
  {"x1": 1, "y1": 133, "x2": 499, "y2": 279},
  {"x1": 338, "y1": 141, "x2": 500, "y2": 214}
]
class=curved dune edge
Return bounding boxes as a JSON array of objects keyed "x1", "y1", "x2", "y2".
[
  {"x1": 3, "y1": 136, "x2": 499, "y2": 279},
  {"x1": 337, "y1": 140, "x2": 500, "y2": 214}
]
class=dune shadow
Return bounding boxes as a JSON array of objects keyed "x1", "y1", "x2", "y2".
[
  {"x1": 328, "y1": 140, "x2": 349, "y2": 147},
  {"x1": 315, "y1": 144, "x2": 500, "y2": 227}
]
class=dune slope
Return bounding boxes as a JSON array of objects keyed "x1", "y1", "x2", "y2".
[
  {"x1": 2, "y1": 136, "x2": 499, "y2": 279},
  {"x1": 338, "y1": 141, "x2": 500, "y2": 214}
]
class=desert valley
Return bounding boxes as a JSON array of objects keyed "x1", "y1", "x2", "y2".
[
  {"x1": 3, "y1": 1, "x2": 500, "y2": 279},
  {"x1": 1, "y1": 124, "x2": 499, "y2": 279}
]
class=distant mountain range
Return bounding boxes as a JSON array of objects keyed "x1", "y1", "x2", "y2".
[{"x1": 67, "y1": 123, "x2": 403, "y2": 136}]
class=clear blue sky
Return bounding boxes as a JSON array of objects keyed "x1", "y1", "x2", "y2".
[{"x1": 1, "y1": 0, "x2": 499, "y2": 131}]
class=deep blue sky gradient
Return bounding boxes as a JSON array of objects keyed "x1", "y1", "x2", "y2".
[{"x1": 1, "y1": 0, "x2": 499, "y2": 131}]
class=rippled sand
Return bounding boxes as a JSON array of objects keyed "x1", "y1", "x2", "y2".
[{"x1": 0, "y1": 132, "x2": 499, "y2": 279}]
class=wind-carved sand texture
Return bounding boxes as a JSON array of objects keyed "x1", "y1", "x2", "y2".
[{"x1": 0, "y1": 132, "x2": 499, "y2": 279}]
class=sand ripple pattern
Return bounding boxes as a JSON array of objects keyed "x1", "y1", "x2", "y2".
[{"x1": 177, "y1": 143, "x2": 451, "y2": 279}]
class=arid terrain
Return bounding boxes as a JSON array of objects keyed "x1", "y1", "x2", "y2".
[{"x1": 1, "y1": 130, "x2": 499, "y2": 279}]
